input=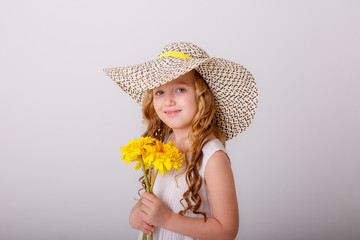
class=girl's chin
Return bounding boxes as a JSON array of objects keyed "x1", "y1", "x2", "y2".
[
  {"x1": 160, "y1": 118, "x2": 192, "y2": 131},
  {"x1": 165, "y1": 124, "x2": 192, "y2": 132}
]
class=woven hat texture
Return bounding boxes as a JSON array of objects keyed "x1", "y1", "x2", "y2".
[{"x1": 104, "y1": 42, "x2": 258, "y2": 140}]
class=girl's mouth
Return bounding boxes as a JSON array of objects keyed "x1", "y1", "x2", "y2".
[{"x1": 164, "y1": 110, "x2": 181, "y2": 117}]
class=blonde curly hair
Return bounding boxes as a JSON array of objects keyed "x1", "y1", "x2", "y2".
[{"x1": 141, "y1": 70, "x2": 225, "y2": 220}]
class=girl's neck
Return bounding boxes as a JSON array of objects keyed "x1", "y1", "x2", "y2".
[{"x1": 169, "y1": 130, "x2": 192, "y2": 153}]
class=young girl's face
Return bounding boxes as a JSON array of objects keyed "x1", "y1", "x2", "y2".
[{"x1": 152, "y1": 71, "x2": 198, "y2": 133}]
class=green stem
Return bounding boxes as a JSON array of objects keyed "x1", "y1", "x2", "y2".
[
  {"x1": 150, "y1": 169, "x2": 159, "y2": 193},
  {"x1": 148, "y1": 165, "x2": 153, "y2": 190},
  {"x1": 142, "y1": 232, "x2": 152, "y2": 240},
  {"x1": 140, "y1": 156, "x2": 150, "y2": 193},
  {"x1": 140, "y1": 159, "x2": 156, "y2": 240}
]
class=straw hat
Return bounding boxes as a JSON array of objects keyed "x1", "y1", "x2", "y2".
[{"x1": 103, "y1": 42, "x2": 258, "y2": 140}]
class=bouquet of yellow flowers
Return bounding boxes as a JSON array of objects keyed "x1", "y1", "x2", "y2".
[{"x1": 120, "y1": 136, "x2": 183, "y2": 240}]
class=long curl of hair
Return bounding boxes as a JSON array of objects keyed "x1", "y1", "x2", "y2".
[{"x1": 141, "y1": 70, "x2": 225, "y2": 220}]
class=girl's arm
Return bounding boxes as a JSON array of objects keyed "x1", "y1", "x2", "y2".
[{"x1": 140, "y1": 150, "x2": 239, "y2": 240}]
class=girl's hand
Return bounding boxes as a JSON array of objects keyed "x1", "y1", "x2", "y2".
[
  {"x1": 140, "y1": 192, "x2": 173, "y2": 228},
  {"x1": 129, "y1": 200, "x2": 154, "y2": 235}
]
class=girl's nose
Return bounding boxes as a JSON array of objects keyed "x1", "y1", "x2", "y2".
[{"x1": 164, "y1": 93, "x2": 175, "y2": 106}]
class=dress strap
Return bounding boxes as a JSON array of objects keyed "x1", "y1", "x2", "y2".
[
  {"x1": 164, "y1": 133, "x2": 172, "y2": 143},
  {"x1": 199, "y1": 139, "x2": 227, "y2": 177}
]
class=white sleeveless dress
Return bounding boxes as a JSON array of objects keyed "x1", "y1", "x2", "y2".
[{"x1": 137, "y1": 138, "x2": 226, "y2": 240}]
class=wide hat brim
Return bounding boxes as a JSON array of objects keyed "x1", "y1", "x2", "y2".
[{"x1": 104, "y1": 42, "x2": 258, "y2": 140}]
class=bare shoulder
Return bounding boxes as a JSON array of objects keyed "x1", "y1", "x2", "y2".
[
  {"x1": 204, "y1": 150, "x2": 233, "y2": 183},
  {"x1": 209, "y1": 150, "x2": 229, "y2": 163}
]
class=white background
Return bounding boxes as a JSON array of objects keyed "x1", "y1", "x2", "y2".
[{"x1": 1, "y1": 0, "x2": 359, "y2": 239}]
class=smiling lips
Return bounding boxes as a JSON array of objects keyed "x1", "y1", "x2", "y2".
[{"x1": 164, "y1": 110, "x2": 181, "y2": 117}]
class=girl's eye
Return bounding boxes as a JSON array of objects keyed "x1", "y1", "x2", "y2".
[
  {"x1": 177, "y1": 88, "x2": 185, "y2": 93},
  {"x1": 155, "y1": 91, "x2": 164, "y2": 96}
]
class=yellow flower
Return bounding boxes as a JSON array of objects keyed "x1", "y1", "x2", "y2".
[
  {"x1": 150, "y1": 140, "x2": 183, "y2": 176},
  {"x1": 120, "y1": 137, "x2": 156, "y2": 164},
  {"x1": 120, "y1": 137, "x2": 182, "y2": 175}
]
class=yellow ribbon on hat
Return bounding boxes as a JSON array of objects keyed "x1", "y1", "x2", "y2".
[{"x1": 157, "y1": 51, "x2": 192, "y2": 59}]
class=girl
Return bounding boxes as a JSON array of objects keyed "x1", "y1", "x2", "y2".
[{"x1": 104, "y1": 42, "x2": 258, "y2": 240}]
